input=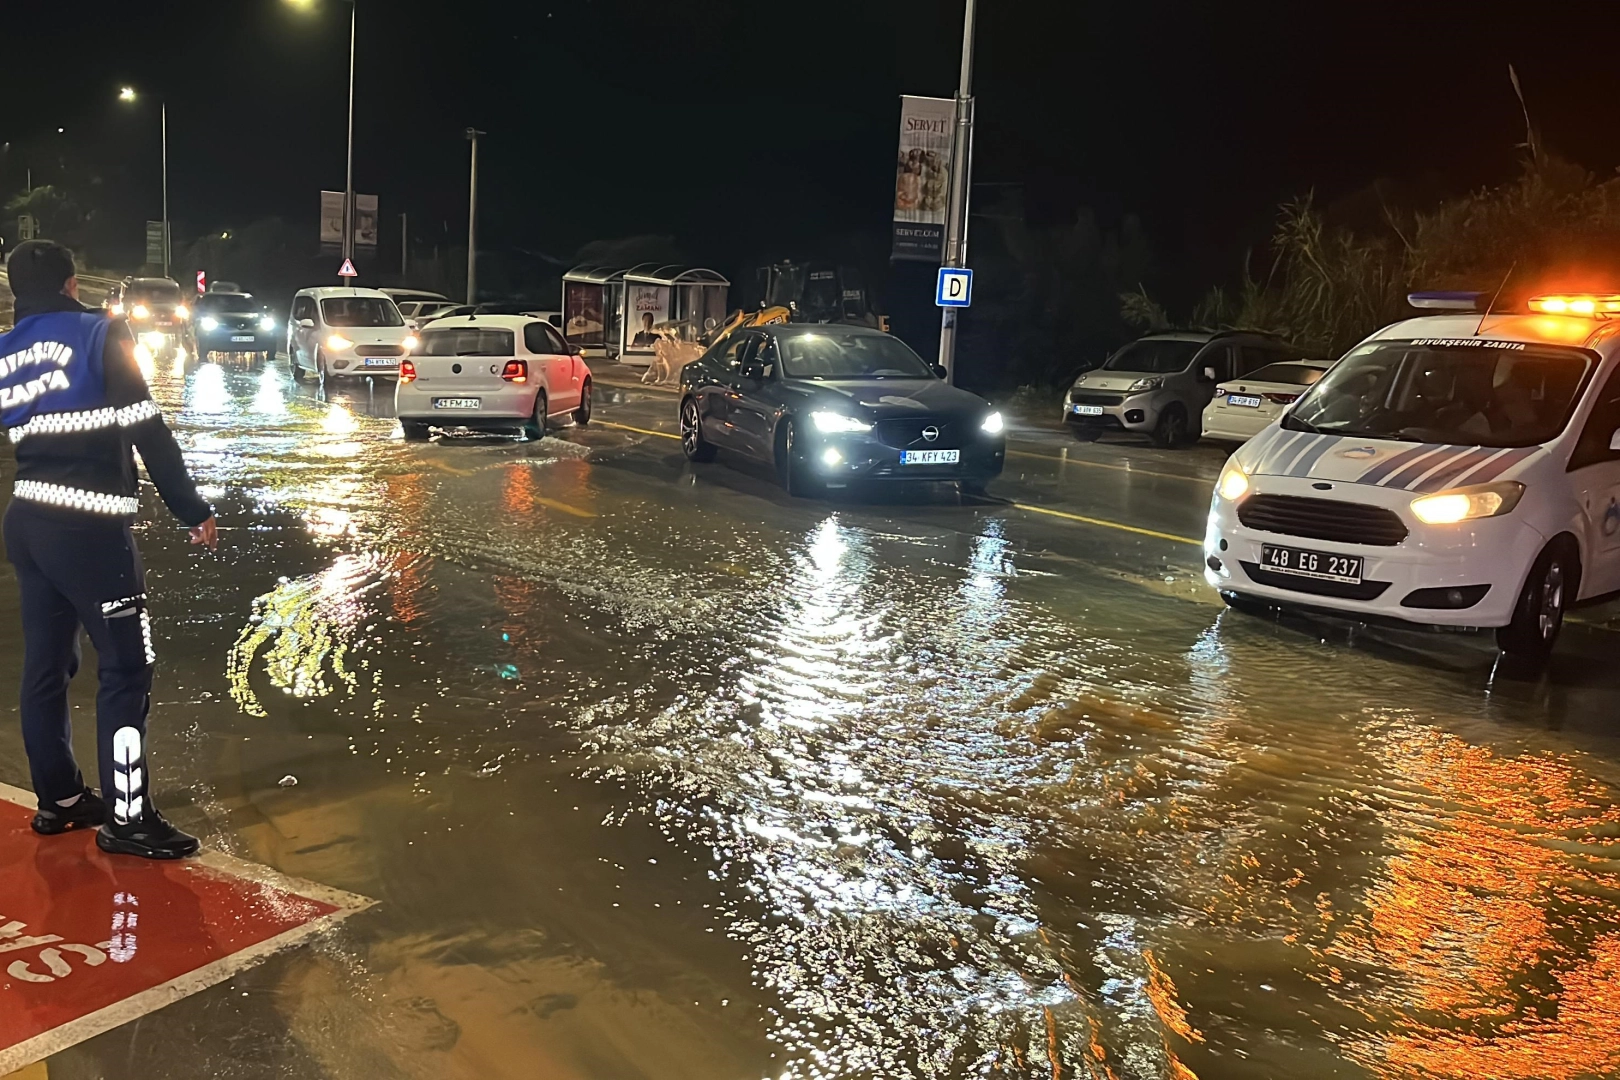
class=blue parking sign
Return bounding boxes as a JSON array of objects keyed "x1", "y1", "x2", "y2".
[{"x1": 936, "y1": 268, "x2": 973, "y2": 307}]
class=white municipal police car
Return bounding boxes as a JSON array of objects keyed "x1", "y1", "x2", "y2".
[{"x1": 1206, "y1": 291, "x2": 1620, "y2": 661}]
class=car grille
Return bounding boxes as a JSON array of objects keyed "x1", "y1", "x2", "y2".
[
  {"x1": 873, "y1": 417, "x2": 961, "y2": 449},
  {"x1": 355, "y1": 344, "x2": 404, "y2": 357},
  {"x1": 1237, "y1": 494, "x2": 1408, "y2": 546},
  {"x1": 1069, "y1": 391, "x2": 1126, "y2": 406}
]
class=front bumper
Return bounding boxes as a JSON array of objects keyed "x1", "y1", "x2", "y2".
[
  {"x1": 800, "y1": 429, "x2": 1006, "y2": 484},
  {"x1": 197, "y1": 328, "x2": 275, "y2": 352},
  {"x1": 1203, "y1": 478, "x2": 1548, "y2": 629},
  {"x1": 328, "y1": 352, "x2": 404, "y2": 376},
  {"x1": 1063, "y1": 392, "x2": 1161, "y2": 432}
]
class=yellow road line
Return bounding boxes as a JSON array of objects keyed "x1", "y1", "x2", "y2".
[
  {"x1": 600, "y1": 420, "x2": 680, "y2": 441},
  {"x1": 1006, "y1": 447, "x2": 1212, "y2": 484},
  {"x1": 1009, "y1": 502, "x2": 1202, "y2": 546}
]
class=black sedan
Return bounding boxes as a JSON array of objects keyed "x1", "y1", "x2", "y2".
[
  {"x1": 678, "y1": 324, "x2": 1006, "y2": 496},
  {"x1": 194, "y1": 292, "x2": 278, "y2": 358}
]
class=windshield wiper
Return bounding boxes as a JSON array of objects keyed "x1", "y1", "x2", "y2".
[{"x1": 1285, "y1": 415, "x2": 1327, "y2": 434}]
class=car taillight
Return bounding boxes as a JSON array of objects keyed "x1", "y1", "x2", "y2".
[
  {"x1": 1214, "y1": 386, "x2": 1229, "y2": 397},
  {"x1": 501, "y1": 360, "x2": 527, "y2": 383},
  {"x1": 1263, "y1": 392, "x2": 1298, "y2": 404},
  {"x1": 399, "y1": 359, "x2": 416, "y2": 383}
]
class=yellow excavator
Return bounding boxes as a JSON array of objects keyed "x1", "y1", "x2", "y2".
[{"x1": 699, "y1": 260, "x2": 884, "y2": 349}]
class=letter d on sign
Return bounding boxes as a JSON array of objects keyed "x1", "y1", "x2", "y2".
[{"x1": 936, "y1": 268, "x2": 973, "y2": 308}]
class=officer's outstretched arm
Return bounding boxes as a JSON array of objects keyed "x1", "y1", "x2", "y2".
[{"x1": 103, "y1": 324, "x2": 214, "y2": 528}]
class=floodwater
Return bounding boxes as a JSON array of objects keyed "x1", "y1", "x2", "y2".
[{"x1": 5, "y1": 351, "x2": 1620, "y2": 1079}]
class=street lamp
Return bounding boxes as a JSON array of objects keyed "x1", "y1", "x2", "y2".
[
  {"x1": 286, "y1": 0, "x2": 358, "y2": 278},
  {"x1": 117, "y1": 87, "x2": 169, "y2": 278}
]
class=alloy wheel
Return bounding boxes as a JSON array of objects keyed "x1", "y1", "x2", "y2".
[
  {"x1": 681, "y1": 400, "x2": 700, "y2": 454},
  {"x1": 1539, "y1": 561, "x2": 1565, "y2": 640}
]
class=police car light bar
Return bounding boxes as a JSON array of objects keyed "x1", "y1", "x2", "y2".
[
  {"x1": 1407, "y1": 291, "x2": 1487, "y2": 311},
  {"x1": 1527, "y1": 293, "x2": 1620, "y2": 316}
]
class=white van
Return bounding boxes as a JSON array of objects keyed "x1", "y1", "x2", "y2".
[
  {"x1": 1207, "y1": 292, "x2": 1620, "y2": 661},
  {"x1": 287, "y1": 287, "x2": 416, "y2": 381}
]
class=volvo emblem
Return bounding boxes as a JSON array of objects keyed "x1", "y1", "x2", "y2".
[{"x1": 921, "y1": 425, "x2": 940, "y2": 442}]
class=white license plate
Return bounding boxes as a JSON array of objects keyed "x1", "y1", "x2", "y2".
[
  {"x1": 433, "y1": 397, "x2": 481, "y2": 410},
  {"x1": 363, "y1": 357, "x2": 397, "y2": 367},
  {"x1": 230, "y1": 335, "x2": 255, "y2": 342},
  {"x1": 1072, "y1": 404, "x2": 1104, "y2": 416},
  {"x1": 1228, "y1": 394, "x2": 1263, "y2": 408},
  {"x1": 900, "y1": 449, "x2": 960, "y2": 465},
  {"x1": 1261, "y1": 544, "x2": 1363, "y2": 584}
]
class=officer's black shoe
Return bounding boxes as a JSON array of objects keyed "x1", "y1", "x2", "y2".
[
  {"x1": 95, "y1": 811, "x2": 201, "y2": 860},
  {"x1": 32, "y1": 788, "x2": 107, "y2": 835}
]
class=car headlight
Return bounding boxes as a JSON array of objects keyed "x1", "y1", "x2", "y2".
[
  {"x1": 326, "y1": 334, "x2": 354, "y2": 352},
  {"x1": 174, "y1": 305, "x2": 190, "y2": 320},
  {"x1": 1128, "y1": 377, "x2": 1163, "y2": 392},
  {"x1": 810, "y1": 410, "x2": 871, "y2": 434},
  {"x1": 402, "y1": 334, "x2": 420, "y2": 352},
  {"x1": 130, "y1": 304, "x2": 150, "y2": 320},
  {"x1": 260, "y1": 317, "x2": 276, "y2": 333},
  {"x1": 1216, "y1": 462, "x2": 1250, "y2": 501},
  {"x1": 1410, "y1": 481, "x2": 1525, "y2": 525},
  {"x1": 200, "y1": 317, "x2": 220, "y2": 332},
  {"x1": 981, "y1": 411, "x2": 1004, "y2": 435}
]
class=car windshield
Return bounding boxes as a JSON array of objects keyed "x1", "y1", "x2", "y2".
[
  {"x1": 1284, "y1": 340, "x2": 1595, "y2": 448},
  {"x1": 419, "y1": 328, "x2": 514, "y2": 356},
  {"x1": 1101, "y1": 339, "x2": 1204, "y2": 374},
  {"x1": 777, "y1": 333, "x2": 935, "y2": 379},
  {"x1": 1243, "y1": 362, "x2": 1327, "y2": 386},
  {"x1": 196, "y1": 293, "x2": 258, "y2": 313},
  {"x1": 321, "y1": 297, "x2": 403, "y2": 328},
  {"x1": 127, "y1": 282, "x2": 182, "y2": 305}
]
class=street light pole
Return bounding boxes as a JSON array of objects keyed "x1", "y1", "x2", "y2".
[
  {"x1": 465, "y1": 128, "x2": 484, "y2": 304},
  {"x1": 161, "y1": 101, "x2": 170, "y2": 278},
  {"x1": 342, "y1": 0, "x2": 356, "y2": 278},
  {"x1": 936, "y1": 0, "x2": 977, "y2": 385}
]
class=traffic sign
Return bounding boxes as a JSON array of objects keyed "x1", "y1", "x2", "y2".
[
  {"x1": 338, "y1": 258, "x2": 358, "y2": 278},
  {"x1": 195, "y1": 271, "x2": 206, "y2": 295},
  {"x1": 936, "y1": 267, "x2": 972, "y2": 307}
]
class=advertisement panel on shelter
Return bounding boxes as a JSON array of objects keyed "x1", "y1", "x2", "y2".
[
  {"x1": 890, "y1": 95, "x2": 954, "y2": 262},
  {"x1": 564, "y1": 281, "x2": 605, "y2": 348},
  {"x1": 624, "y1": 285, "x2": 670, "y2": 354}
]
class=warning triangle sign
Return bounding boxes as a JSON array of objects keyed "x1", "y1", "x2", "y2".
[{"x1": 338, "y1": 258, "x2": 358, "y2": 278}]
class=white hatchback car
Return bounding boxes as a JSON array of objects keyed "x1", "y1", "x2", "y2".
[
  {"x1": 1201, "y1": 358, "x2": 1334, "y2": 443},
  {"x1": 287, "y1": 287, "x2": 415, "y2": 381},
  {"x1": 1206, "y1": 292, "x2": 1620, "y2": 662},
  {"x1": 396, "y1": 314, "x2": 592, "y2": 440}
]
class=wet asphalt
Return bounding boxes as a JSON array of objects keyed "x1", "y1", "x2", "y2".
[{"x1": 4, "y1": 350, "x2": 1620, "y2": 1080}]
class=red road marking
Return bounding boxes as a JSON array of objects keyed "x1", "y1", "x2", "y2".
[{"x1": 0, "y1": 781, "x2": 371, "y2": 1073}]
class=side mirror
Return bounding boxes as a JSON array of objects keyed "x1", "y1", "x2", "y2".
[
  {"x1": 569, "y1": 345, "x2": 583, "y2": 356},
  {"x1": 1609, "y1": 427, "x2": 1620, "y2": 452},
  {"x1": 932, "y1": 363, "x2": 949, "y2": 379},
  {"x1": 741, "y1": 362, "x2": 766, "y2": 381},
  {"x1": 1201, "y1": 366, "x2": 1217, "y2": 381},
  {"x1": 406, "y1": 318, "x2": 420, "y2": 331},
  {"x1": 297, "y1": 318, "x2": 315, "y2": 329}
]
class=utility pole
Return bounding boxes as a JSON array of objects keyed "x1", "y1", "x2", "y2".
[
  {"x1": 936, "y1": 0, "x2": 977, "y2": 385},
  {"x1": 342, "y1": 0, "x2": 356, "y2": 280},
  {"x1": 161, "y1": 102, "x2": 170, "y2": 278},
  {"x1": 465, "y1": 128, "x2": 484, "y2": 304}
]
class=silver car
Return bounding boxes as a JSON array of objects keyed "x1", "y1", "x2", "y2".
[{"x1": 1063, "y1": 331, "x2": 1309, "y2": 447}]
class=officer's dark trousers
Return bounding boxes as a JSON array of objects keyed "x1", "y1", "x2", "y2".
[{"x1": 4, "y1": 499, "x2": 153, "y2": 818}]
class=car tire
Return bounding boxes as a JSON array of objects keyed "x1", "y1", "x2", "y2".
[
  {"x1": 680, "y1": 396, "x2": 716, "y2": 462},
  {"x1": 1071, "y1": 426, "x2": 1101, "y2": 442},
  {"x1": 1496, "y1": 539, "x2": 1578, "y2": 665},
  {"x1": 776, "y1": 419, "x2": 822, "y2": 498},
  {"x1": 401, "y1": 420, "x2": 431, "y2": 442},
  {"x1": 1151, "y1": 405, "x2": 1190, "y2": 449},
  {"x1": 573, "y1": 379, "x2": 592, "y2": 425},
  {"x1": 525, "y1": 389, "x2": 549, "y2": 441}
]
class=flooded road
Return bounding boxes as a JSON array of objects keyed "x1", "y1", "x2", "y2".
[{"x1": 6, "y1": 353, "x2": 1620, "y2": 1079}]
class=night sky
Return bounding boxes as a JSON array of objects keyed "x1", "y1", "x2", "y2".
[{"x1": 6, "y1": 0, "x2": 1620, "y2": 301}]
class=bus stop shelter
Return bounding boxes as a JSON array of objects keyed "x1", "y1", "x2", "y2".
[{"x1": 619, "y1": 266, "x2": 731, "y2": 365}]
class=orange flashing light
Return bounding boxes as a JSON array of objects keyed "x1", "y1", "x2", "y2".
[{"x1": 1527, "y1": 294, "x2": 1620, "y2": 316}]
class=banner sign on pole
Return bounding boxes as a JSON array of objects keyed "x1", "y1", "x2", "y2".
[
  {"x1": 936, "y1": 267, "x2": 972, "y2": 307},
  {"x1": 320, "y1": 191, "x2": 379, "y2": 248},
  {"x1": 17, "y1": 215, "x2": 36, "y2": 242},
  {"x1": 145, "y1": 221, "x2": 165, "y2": 266},
  {"x1": 890, "y1": 96, "x2": 954, "y2": 263}
]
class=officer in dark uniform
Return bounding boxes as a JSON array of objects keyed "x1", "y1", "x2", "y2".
[{"x1": 2, "y1": 240, "x2": 217, "y2": 859}]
